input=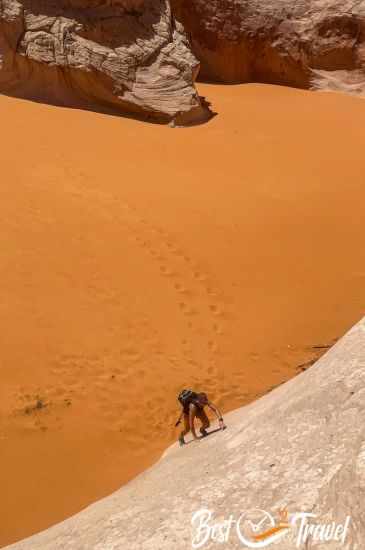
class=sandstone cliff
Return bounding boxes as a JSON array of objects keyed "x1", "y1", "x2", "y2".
[
  {"x1": 4, "y1": 317, "x2": 365, "y2": 549},
  {"x1": 0, "y1": 0, "x2": 210, "y2": 124},
  {"x1": 172, "y1": 0, "x2": 365, "y2": 94}
]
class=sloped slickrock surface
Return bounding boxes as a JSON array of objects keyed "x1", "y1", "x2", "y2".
[
  {"x1": 5, "y1": 317, "x2": 365, "y2": 549},
  {"x1": 172, "y1": 0, "x2": 365, "y2": 95},
  {"x1": 0, "y1": 0, "x2": 209, "y2": 124}
]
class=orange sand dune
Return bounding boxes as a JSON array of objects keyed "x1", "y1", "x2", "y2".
[{"x1": 0, "y1": 83, "x2": 364, "y2": 546}]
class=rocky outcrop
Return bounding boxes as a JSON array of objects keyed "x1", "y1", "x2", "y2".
[
  {"x1": 2, "y1": 1, "x2": 363, "y2": 122},
  {"x1": 4, "y1": 317, "x2": 365, "y2": 549},
  {"x1": 0, "y1": 0, "x2": 210, "y2": 124},
  {"x1": 172, "y1": 0, "x2": 365, "y2": 94}
]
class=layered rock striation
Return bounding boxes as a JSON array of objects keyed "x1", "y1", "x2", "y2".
[
  {"x1": 172, "y1": 0, "x2": 365, "y2": 94},
  {"x1": 0, "y1": 0, "x2": 210, "y2": 123}
]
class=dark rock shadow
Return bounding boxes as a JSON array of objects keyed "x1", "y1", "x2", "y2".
[{"x1": 183, "y1": 427, "x2": 223, "y2": 446}]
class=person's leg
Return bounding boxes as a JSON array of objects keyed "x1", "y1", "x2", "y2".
[
  {"x1": 179, "y1": 413, "x2": 190, "y2": 446},
  {"x1": 197, "y1": 408, "x2": 210, "y2": 436}
]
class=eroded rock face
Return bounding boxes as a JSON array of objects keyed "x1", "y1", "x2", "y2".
[
  {"x1": 172, "y1": 0, "x2": 365, "y2": 94},
  {"x1": 0, "y1": 0, "x2": 210, "y2": 124},
  {"x1": 4, "y1": 317, "x2": 365, "y2": 549}
]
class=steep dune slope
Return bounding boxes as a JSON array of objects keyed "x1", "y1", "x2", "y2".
[
  {"x1": 5, "y1": 318, "x2": 365, "y2": 549},
  {"x1": 0, "y1": 83, "x2": 365, "y2": 545}
]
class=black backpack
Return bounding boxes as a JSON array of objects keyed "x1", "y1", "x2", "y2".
[{"x1": 178, "y1": 389, "x2": 198, "y2": 409}]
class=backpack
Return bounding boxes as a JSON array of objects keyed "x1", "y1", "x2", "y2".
[{"x1": 178, "y1": 389, "x2": 198, "y2": 409}]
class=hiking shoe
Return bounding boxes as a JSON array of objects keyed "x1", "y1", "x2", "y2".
[{"x1": 179, "y1": 434, "x2": 185, "y2": 447}]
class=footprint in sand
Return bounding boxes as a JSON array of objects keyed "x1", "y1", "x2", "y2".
[
  {"x1": 193, "y1": 271, "x2": 207, "y2": 282},
  {"x1": 212, "y1": 323, "x2": 223, "y2": 334},
  {"x1": 173, "y1": 282, "x2": 186, "y2": 293},
  {"x1": 208, "y1": 341, "x2": 219, "y2": 353},
  {"x1": 209, "y1": 304, "x2": 218, "y2": 314},
  {"x1": 178, "y1": 302, "x2": 197, "y2": 316},
  {"x1": 159, "y1": 265, "x2": 174, "y2": 276}
]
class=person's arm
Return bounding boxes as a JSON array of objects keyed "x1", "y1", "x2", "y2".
[
  {"x1": 175, "y1": 410, "x2": 184, "y2": 427},
  {"x1": 189, "y1": 404, "x2": 199, "y2": 440},
  {"x1": 208, "y1": 402, "x2": 226, "y2": 429}
]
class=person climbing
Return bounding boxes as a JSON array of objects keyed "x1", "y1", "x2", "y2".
[{"x1": 175, "y1": 389, "x2": 226, "y2": 446}]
